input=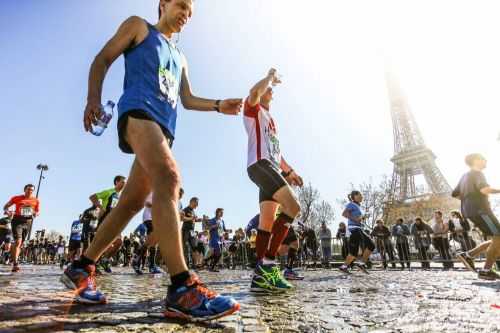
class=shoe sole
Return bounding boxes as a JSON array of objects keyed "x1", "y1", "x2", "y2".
[
  {"x1": 457, "y1": 255, "x2": 476, "y2": 272},
  {"x1": 284, "y1": 275, "x2": 304, "y2": 280},
  {"x1": 164, "y1": 303, "x2": 240, "y2": 322},
  {"x1": 478, "y1": 275, "x2": 496, "y2": 281},
  {"x1": 74, "y1": 295, "x2": 107, "y2": 305}
]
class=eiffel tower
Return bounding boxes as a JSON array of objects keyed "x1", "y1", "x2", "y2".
[{"x1": 385, "y1": 73, "x2": 457, "y2": 221}]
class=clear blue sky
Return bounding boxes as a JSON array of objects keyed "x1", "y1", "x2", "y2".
[{"x1": 2, "y1": 1, "x2": 500, "y2": 237}]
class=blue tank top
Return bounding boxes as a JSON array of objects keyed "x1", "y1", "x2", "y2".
[{"x1": 118, "y1": 20, "x2": 184, "y2": 138}]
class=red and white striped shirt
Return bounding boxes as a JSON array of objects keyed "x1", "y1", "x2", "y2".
[{"x1": 243, "y1": 99, "x2": 281, "y2": 168}]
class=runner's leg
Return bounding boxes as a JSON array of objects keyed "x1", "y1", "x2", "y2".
[
  {"x1": 265, "y1": 186, "x2": 301, "y2": 259},
  {"x1": 484, "y1": 236, "x2": 500, "y2": 270},
  {"x1": 468, "y1": 240, "x2": 491, "y2": 258},
  {"x1": 256, "y1": 202, "x2": 279, "y2": 261},
  {"x1": 126, "y1": 118, "x2": 187, "y2": 277},
  {"x1": 83, "y1": 160, "x2": 151, "y2": 261}
]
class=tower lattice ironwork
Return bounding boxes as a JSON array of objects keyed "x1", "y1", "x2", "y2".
[{"x1": 386, "y1": 73, "x2": 451, "y2": 202}]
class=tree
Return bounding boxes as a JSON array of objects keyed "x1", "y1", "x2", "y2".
[
  {"x1": 45, "y1": 230, "x2": 64, "y2": 242},
  {"x1": 310, "y1": 200, "x2": 335, "y2": 230},
  {"x1": 297, "y1": 183, "x2": 320, "y2": 227}
]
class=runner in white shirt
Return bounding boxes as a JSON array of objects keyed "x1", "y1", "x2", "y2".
[
  {"x1": 244, "y1": 68, "x2": 304, "y2": 293},
  {"x1": 132, "y1": 192, "x2": 162, "y2": 274}
]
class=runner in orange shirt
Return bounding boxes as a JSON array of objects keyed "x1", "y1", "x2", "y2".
[{"x1": 3, "y1": 184, "x2": 40, "y2": 272}]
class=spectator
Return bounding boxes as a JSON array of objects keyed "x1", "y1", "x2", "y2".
[
  {"x1": 431, "y1": 211, "x2": 453, "y2": 269},
  {"x1": 303, "y1": 227, "x2": 318, "y2": 266},
  {"x1": 371, "y1": 219, "x2": 395, "y2": 269},
  {"x1": 392, "y1": 218, "x2": 411, "y2": 269},
  {"x1": 336, "y1": 222, "x2": 349, "y2": 260},
  {"x1": 448, "y1": 210, "x2": 473, "y2": 252},
  {"x1": 318, "y1": 222, "x2": 332, "y2": 267},
  {"x1": 411, "y1": 217, "x2": 433, "y2": 269}
]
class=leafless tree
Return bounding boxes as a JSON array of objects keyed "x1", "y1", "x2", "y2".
[
  {"x1": 45, "y1": 230, "x2": 64, "y2": 242},
  {"x1": 310, "y1": 200, "x2": 335, "y2": 231},
  {"x1": 297, "y1": 183, "x2": 320, "y2": 227}
]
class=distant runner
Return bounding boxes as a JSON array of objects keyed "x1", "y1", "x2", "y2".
[{"x1": 3, "y1": 184, "x2": 40, "y2": 273}]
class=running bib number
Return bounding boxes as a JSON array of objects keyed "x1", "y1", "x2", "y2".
[
  {"x1": 89, "y1": 219, "x2": 98, "y2": 229},
  {"x1": 159, "y1": 67, "x2": 179, "y2": 108},
  {"x1": 71, "y1": 224, "x2": 83, "y2": 234},
  {"x1": 110, "y1": 197, "x2": 119, "y2": 209},
  {"x1": 20, "y1": 206, "x2": 33, "y2": 217}
]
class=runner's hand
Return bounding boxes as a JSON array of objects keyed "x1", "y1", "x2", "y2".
[
  {"x1": 286, "y1": 171, "x2": 303, "y2": 187},
  {"x1": 268, "y1": 68, "x2": 277, "y2": 78},
  {"x1": 219, "y1": 98, "x2": 242, "y2": 115},
  {"x1": 267, "y1": 68, "x2": 281, "y2": 86},
  {"x1": 84, "y1": 100, "x2": 103, "y2": 132}
]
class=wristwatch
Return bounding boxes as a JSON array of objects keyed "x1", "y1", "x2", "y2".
[{"x1": 214, "y1": 99, "x2": 221, "y2": 113}]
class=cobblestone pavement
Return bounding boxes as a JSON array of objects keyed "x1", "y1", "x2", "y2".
[{"x1": 1, "y1": 265, "x2": 499, "y2": 333}]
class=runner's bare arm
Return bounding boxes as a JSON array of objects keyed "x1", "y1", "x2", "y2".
[
  {"x1": 342, "y1": 208, "x2": 362, "y2": 223},
  {"x1": 34, "y1": 201, "x2": 40, "y2": 217},
  {"x1": 179, "y1": 57, "x2": 242, "y2": 115},
  {"x1": 84, "y1": 16, "x2": 148, "y2": 131},
  {"x1": 280, "y1": 157, "x2": 293, "y2": 173},
  {"x1": 480, "y1": 186, "x2": 500, "y2": 195},
  {"x1": 247, "y1": 68, "x2": 280, "y2": 107},
  {"x1": 281, "y1": 157, "x2": 303, "y2": 187}
]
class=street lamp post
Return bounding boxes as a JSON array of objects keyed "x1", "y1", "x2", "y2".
[
  {"x1": 36, "y1": 164, "x2": 49, "y2": 199},
  {"x1": 28, "y1": 164, "x2": 49, "y2": 240}
]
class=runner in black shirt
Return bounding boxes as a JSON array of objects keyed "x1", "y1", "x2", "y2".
[
  {"x1": 0, "y1": 214, "x2": 13, "y2": 264},
  {"x1": 181, "y1": 197, "x2": 203, "y2": 267},
  {"x1": 452, "y1": 153, "x2": 500, "y2": 280}
]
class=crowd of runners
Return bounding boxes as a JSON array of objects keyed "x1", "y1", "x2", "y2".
[{"x1": 2, "y1": 0, "x2": 500, "y2": 323}]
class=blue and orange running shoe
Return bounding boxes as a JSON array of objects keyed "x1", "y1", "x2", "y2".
[
  {"x1": 149, "y1": 265, "x2": 164, "y2": 274},
  {"x1": 164, "y1": 273, "x2": 240, "y2": 322},
  {"x1": 283, "y1": 268, "x2": 304, "y2": 280},
  {"x1": 60, "y1": 263, "x2": 107, "y2": 304}
]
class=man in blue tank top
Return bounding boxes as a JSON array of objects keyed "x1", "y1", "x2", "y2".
[{"x1": 62, "y1": 0, "x2": 241, "y2": 321}]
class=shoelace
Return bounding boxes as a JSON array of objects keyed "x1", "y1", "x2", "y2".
[
  {"x1": 192, "y1": 279, "x2": 217, "y2": 299},
  {"x1": 270, "y1": 266, "x2": 284, "y2": 282}
]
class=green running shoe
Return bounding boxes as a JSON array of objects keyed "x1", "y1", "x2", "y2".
[{"x1": 250, "y1": 263, "x2": 293, "y2": 293}]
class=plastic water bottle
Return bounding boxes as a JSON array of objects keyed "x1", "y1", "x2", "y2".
[{"x1": 90, "y1": 100, "x2": 115, "y2": 136}]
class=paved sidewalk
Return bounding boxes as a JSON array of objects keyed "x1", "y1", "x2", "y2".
[{"x1": 0, "y1": 265, "x2": 499, "y2": 332}]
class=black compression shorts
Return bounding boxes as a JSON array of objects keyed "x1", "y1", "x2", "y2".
[
  {"x1": 247, "y1": 159, "x2": 288, "y2": 203},
  {"x1": 468, "y1": 213, "x2": 500, "y2": 236},
  {"x1": 11, "y1": 217, "x2": 31, "y2": 242},
  {"x1": 348, "y1": 229, "x2": 375, "y2": 256},
  {"x1": 118, "y1": 110, "x2": 174, "y2": 154},
  {"x1": 144, "y1": 220, "x2": 154, "y2": 235}
]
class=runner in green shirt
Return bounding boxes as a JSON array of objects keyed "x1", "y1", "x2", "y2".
[{"x1": 88, "y1": 175, "x2": 126, "y2": 272}]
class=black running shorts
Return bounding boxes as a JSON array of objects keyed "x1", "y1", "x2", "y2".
[
  {"x1": 144, "y1": 220, "x2": 154, "y2": 235},
  {"x1": 282, "y1": 226, "x2": 298, "y2": 246},
  {"x1": 68, "y1": 239, "x2": 81, "y2": 252},
  {"x1": 118, "y1": 110, "x2": 173, "y2": 154},
  {"x1": 11, "y1": 217, "x2": 31, "y2": 242},
  {"x1": 0, "y1": 228, "x2": 13, "y2": 245},
  {"x1": 468, "y1": 213, "x2": 500, "y2": 236},
  {"x1": 348, "y1": 228, "x2": 375, "y2": 256},
  {"x1": 247, "y1": 159, "x2": 288, "y2": 203}
]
